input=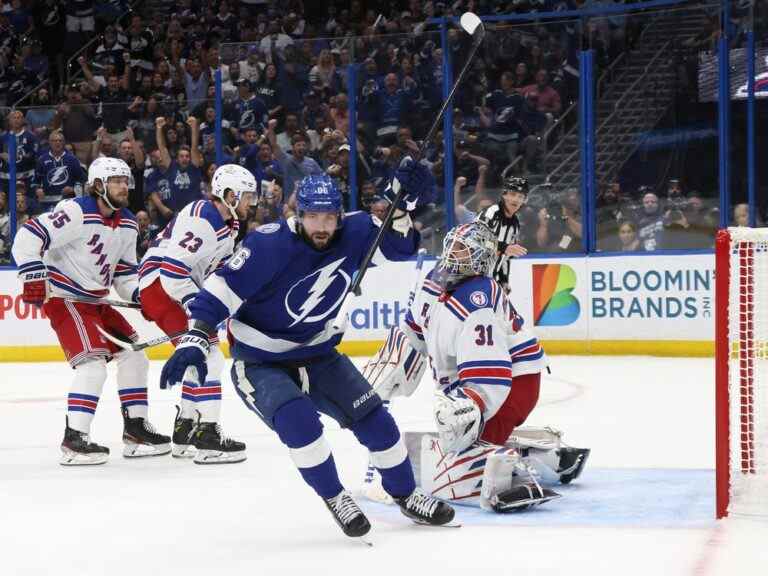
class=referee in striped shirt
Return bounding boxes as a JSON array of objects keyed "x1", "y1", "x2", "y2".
[{"x1": 476, "y1": 176, "x2": 529, "y2": 292}]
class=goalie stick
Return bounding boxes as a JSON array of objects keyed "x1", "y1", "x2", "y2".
[{"x1": 332, "y1": 12, "x2": 485, "y2": 331}]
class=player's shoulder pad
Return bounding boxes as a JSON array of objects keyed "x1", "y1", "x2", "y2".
[
  {"x1": 72, "y1": 195, "x2": 99, "y2": 215},
  {"x1": 225, "y1": 221, "x2": 291, "y2": 275},
  {"x1": 452, "y1": 276, "x2": 504, "y2": 314},
  {"x1": 188, "y1": 199, "x2": 226, "y2": 231},
  {"x1": 241, "y1": 218, "x2": 293, "y2": 250}
]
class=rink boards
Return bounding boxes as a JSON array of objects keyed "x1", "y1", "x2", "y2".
[{"x1": 0, "y1": 252, "x2": 715, "y2": 361}]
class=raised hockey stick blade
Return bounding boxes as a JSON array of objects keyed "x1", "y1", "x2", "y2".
[
  {"x1": 332, "y1": 13, "x2": 484, "y2": 330},
  {"x1": 66, "y1": 295, "x2": 142, "y2": 309},
  {"x1": 96, "y1": 325, "x2": 182, "y2": 352}
]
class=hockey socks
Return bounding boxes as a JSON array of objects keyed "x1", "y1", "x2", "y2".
[
  {"x1": 115, "y1": 350, "x2": 150, "y2": 420},
  {"x1": 273, "y1": 397, "x2": 344, "y2": 499},
  {"x1": 67, "y1": 359, "x2": 107, "y2": 433},
  {"x1": 180, "y1": 346, "x2": 225, "y2": 421},
  {"x1": 350, "y1": 405, "x2": 416, "y2": 498},
  {"x1": 180, "y1": 379, "x2": 222, "y2": 421}
]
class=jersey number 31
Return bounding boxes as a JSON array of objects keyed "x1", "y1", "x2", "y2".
[{"x1": 474, "y1": 324, "x2": 494, "y2": 346}]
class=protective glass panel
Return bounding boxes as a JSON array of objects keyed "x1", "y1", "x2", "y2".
[
  {"x1": 452, "y1": 18, "x2": 582, "y2": 256},
  {"x1": 593, "y1": 5, "x2": 721, "y2": 252}
]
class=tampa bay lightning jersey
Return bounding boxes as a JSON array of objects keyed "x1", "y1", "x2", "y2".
[
  {"x1": 34, "y1": 150, "x2": 86, "y2": 204},
  {"x1": 189, "y1": 211, "x2": 419, "y2": 362}
]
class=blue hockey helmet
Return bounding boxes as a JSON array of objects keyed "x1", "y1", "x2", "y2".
[
  {"x1": 297, "y1": 174, "x2": 343, "y2": 212},
  {"x1": 296, "y1": 175, "x2": 344, "y2": 227}
]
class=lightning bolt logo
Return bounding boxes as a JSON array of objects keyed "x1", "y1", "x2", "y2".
[{"x1": 285, "y1": 257, "x2": 350, "y2": 326}]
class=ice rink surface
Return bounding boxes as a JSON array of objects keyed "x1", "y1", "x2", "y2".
[{"x1": 1, "y1": 355, "x2": 766, "y2": 576}]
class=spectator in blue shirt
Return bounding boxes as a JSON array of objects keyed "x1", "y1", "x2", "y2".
[
  {"x1": 33, "y1": 130, "x2": 86, "y2": 211},
  {"x1": 266, "y1": 118, "x2": 322, "y2": 197}
]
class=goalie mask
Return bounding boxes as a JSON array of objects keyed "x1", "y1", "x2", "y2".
[{"x1": 436, "y1": 221, "x2": 498, "y2": 290}]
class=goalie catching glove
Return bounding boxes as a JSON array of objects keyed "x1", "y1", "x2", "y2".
[{"x1": 434, "y1": 388, "x2": 483, "y2": 453}]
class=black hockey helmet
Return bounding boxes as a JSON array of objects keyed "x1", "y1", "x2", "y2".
[{"x1": 502, "y1": 176, "x2": 529, "y2": 196}]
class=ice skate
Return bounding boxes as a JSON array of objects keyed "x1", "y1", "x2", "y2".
[
  {"x1": 60, "y1": 418, "x2": 109, "y2": 466},
  {"x1": 396, "y1": 488, "x2": 456, "y2": 526},
  {"x1": 324, "y1": 490, "x2": 372, "y2": 540},
  {"x1": 122, "y1": 408, "x2": 171, "y2": 458},
  {"x1": 192, "y1": 421, "x2": 246, "y2": 464}
]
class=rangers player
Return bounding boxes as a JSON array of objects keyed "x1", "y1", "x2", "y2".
[
  {"x1": 12, "y1": 157, "x2": 169, "y2": 465},
  {"x1": 138, "y1": 164, "x2": 256, "y2": 464}
]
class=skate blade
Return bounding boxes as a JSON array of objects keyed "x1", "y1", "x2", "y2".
[
  {"x1": 357, "y1": 536, "x2": 374, "y2": 547},
  {"x1": 172, "y1": 444, "x2": 196, "y2": 458},
  {"x1": 411, "y1": 519, "x2": 463, "y2": 528},
  {"x1": 193, "y1": 449, "x2": 247, "y2": 465},
  {"x1": 60, "y1": 450, "x2": 109, "y2": 466},
  {"x1": 123, "y1": 442, "x2": 171, "y2": 458},
  {"x1": 493, "y1": 493, "x2": 562, "y2": 513}
]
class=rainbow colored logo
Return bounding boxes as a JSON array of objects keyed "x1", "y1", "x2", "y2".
[{"x1": 532, "y1": 264, "x2": 580, "y2": 326}]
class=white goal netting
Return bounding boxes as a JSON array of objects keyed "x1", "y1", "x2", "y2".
[{"x1": 720, "y1": 227, "x2": 768, "y2": 518}]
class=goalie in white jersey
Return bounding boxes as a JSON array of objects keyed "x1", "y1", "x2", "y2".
[
  {"x1": 364, "y1": 221, "x2": 589, "y2": 511},
  {"x1": 139, "y1": 164, "x2": 256, "y2": 464},
  {"x1": 11, "y1": 157, "x2": 170, "y2": 465}
]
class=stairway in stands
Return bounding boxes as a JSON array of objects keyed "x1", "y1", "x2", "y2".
[{"x1": 540, "y1": 6, "x2": 710, "y2": 194}]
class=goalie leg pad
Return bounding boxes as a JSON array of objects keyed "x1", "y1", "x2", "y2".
[
  {"x1": 507, "y1": 427, "x2": 591, "y2": 485},
  {"x1": 362, "y1": 326, "x2": 427, "y2": 401},
  {"x1": 480, "y1": 448, "x2": 561, "y2": 513}
]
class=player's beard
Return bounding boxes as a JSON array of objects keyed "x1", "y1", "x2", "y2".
[
  {"x1": 106, "y1": 190, "x2": 130, "y2": 210},
  {"x1": 309, "y1": 231, "x2": 332, "y2": 250}
]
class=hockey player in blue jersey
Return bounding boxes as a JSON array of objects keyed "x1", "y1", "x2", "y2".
[{"x1": 160, "y1": 168, "x2": 456, "y2": 539}]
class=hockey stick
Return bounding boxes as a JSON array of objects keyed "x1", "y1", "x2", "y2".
[
  {"x1": 362, "y1": 249, "x2": 428, "y2": 503},
  {"x1": 96, "y1": 324, "x2": 183, "y2": 352},
  {"x1": 66, "y1": 295, "x2": 142, "y2": 309},
  {"x1": 332, "y1": 12, "x2": 485, "y2": 331}
]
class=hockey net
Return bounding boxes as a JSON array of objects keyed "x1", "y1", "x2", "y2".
[{"x1": 715, "y1": 227, "x2": 768, "y2": 518}]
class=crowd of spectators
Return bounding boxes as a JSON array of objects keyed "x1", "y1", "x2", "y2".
[{"x1": 0, "y1": 0, "x2": 756, "y2": 263}]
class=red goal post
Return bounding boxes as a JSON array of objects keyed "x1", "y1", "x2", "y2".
[{"x1": 715, "y1": 227, "x2": 768, "y2": 519}]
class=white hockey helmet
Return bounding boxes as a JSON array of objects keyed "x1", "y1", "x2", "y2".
[
  {"x1": 87, "y1": 157, "x2": 132, "y2": 211},
  {"x1": 210, "y1": 164, "x2": 257, "y2": 219},
  {"x1": 88, "y1": 156, "x2": 131, "y2": 187}
]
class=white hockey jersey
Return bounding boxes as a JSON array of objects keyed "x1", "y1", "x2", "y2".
[
  {"x1": 401, "y1": 270, "x2": 548, "y2": 422},
  {"x1": 12, "y1": 196, "x2": 139, "y2": 302},
  {"x1": 139, "y1": 199, "x2": 239, "y2": 306}
]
